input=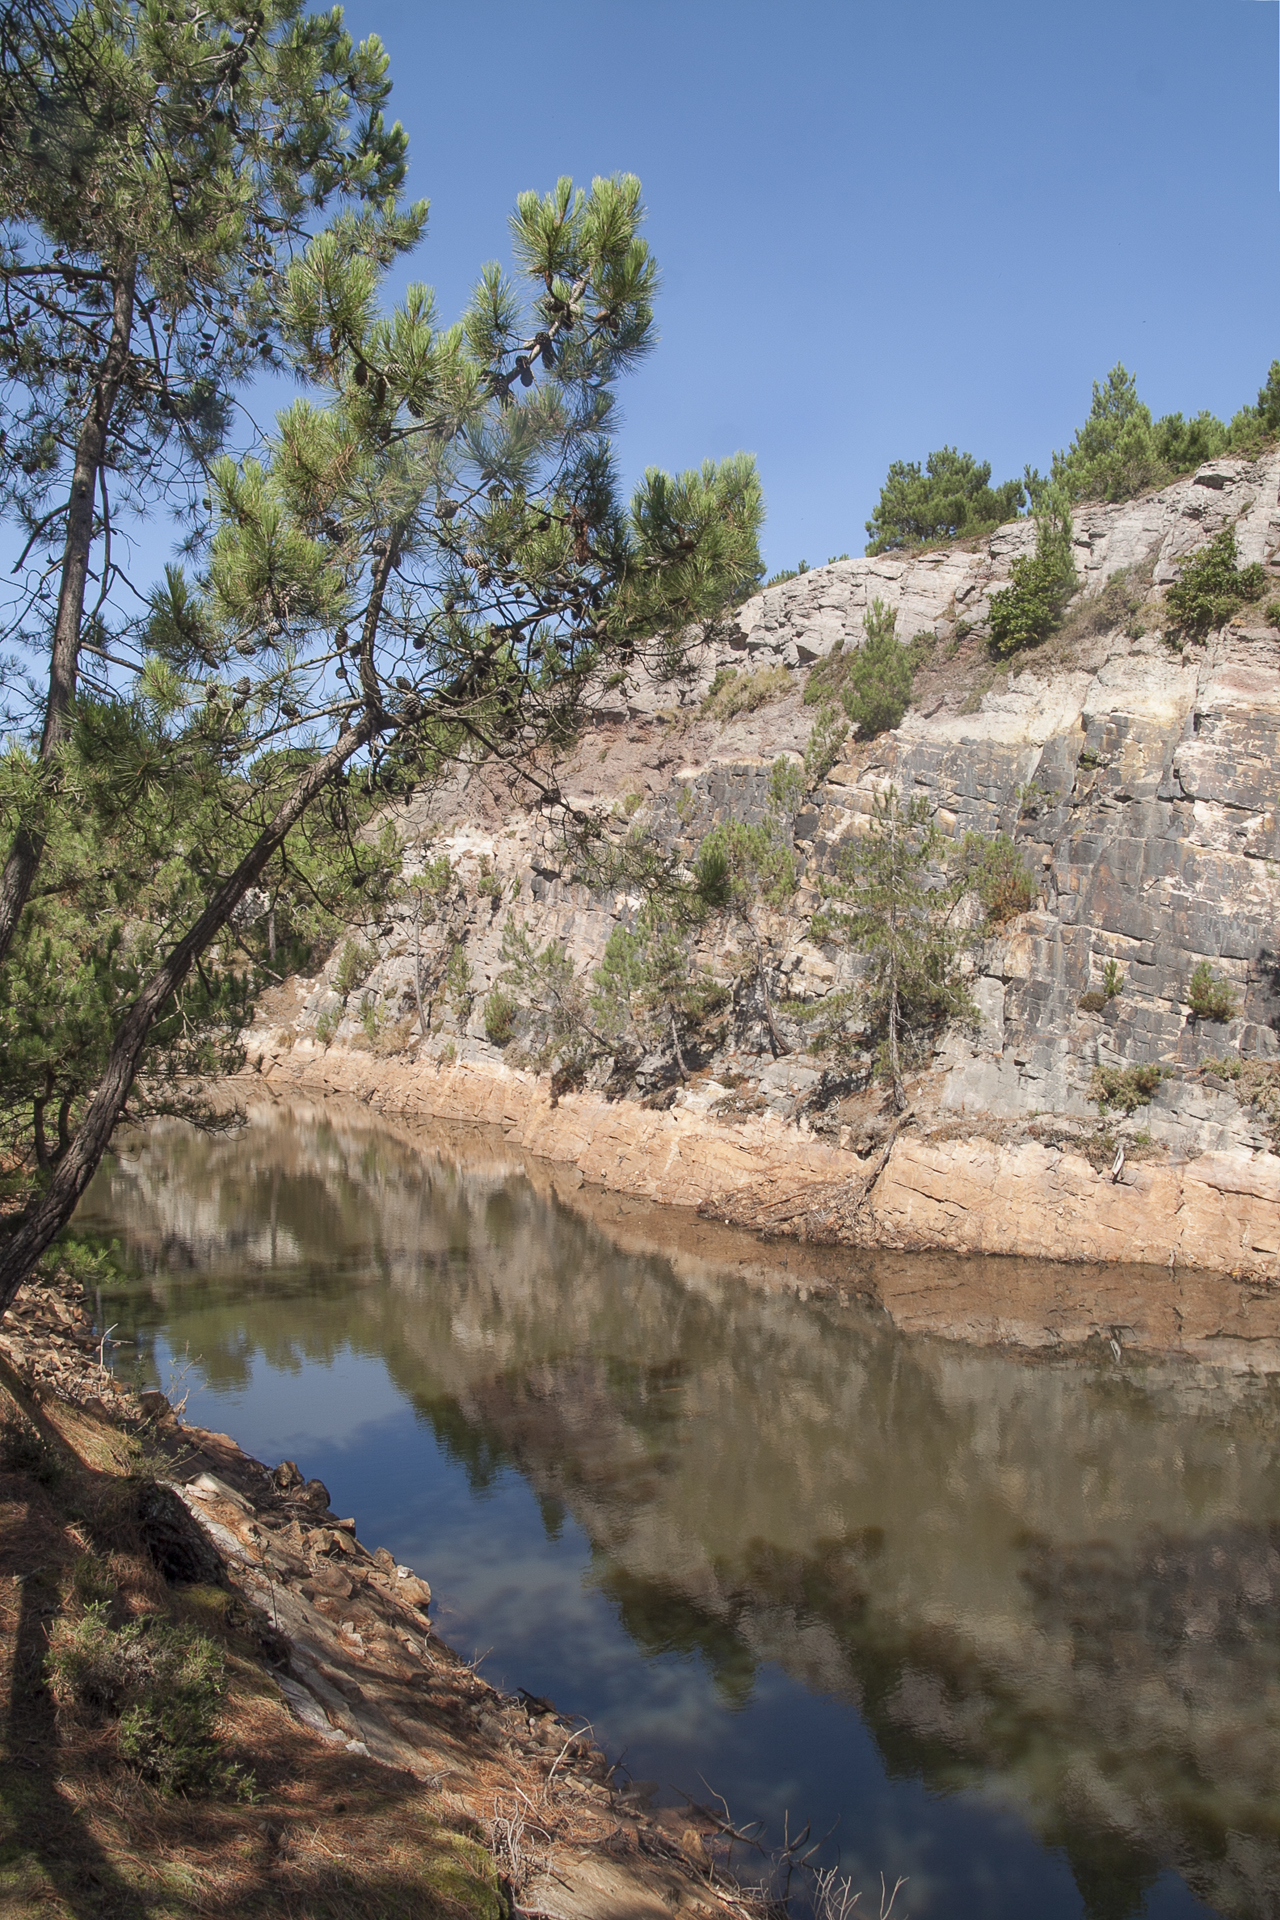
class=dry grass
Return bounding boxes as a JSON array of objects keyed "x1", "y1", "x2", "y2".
[
  {"x1": 701, "y1": 664, "x2": 793, "y2": 722},
  {"x1": 0, "y1": 1367, "x2": 502, "y2": 1920}
]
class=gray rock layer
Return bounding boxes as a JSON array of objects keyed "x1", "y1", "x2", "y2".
[{"x1": 275, "y1": 452, "x2": 1280, "y2": 1166}]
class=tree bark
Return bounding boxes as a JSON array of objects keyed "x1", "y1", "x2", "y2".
[
  {"x1": 412, "y1": 893, "x2": 427, "y2": 1038},
  {"x1": 0, "y1": 711, "x2": 374, "y2": 1317},
  {"x1": 887, "y1": 970, "x2": 905, "y2": 1112},
  {"x1": 0, "y1": 262, "x2": 137, "y2": 968},
  {"x1": 742, "y1": 912, "x2": 790, "y2": 1058}
]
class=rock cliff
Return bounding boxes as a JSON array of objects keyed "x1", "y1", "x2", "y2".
[{"x1": 245, "y1": 451, "x2": 1280, "y2": 1292}]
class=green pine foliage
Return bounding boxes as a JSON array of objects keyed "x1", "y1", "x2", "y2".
[
  {"x1": 1046, "y1": 360, "x2": 1280, "y2": 507},
  {"x1": 958, "y1": 833, "x2": 1038, "y2": 924},
  {"x1": 988, "y1": 498, "x2": 1078, "y2": 657},
  {"x1": 803, "y1": 699, "x2": 850, "y2": 789},
  {"x1": 865, "y1": 448, "x2": 1025, "y2": 554},
  {"x1": 800, "y1": 600, "x2": 915, "y2": 780},
  {"x1": 809, "y1": 789, "x2": 974, "y2": 1110},
  {"x1": 0, "y1": 145, "x2": 767, "y2": 1310},
  {"x1": 495, "y1": 919, "x2": 600, "y2": 1075},
  {"x1": 0, "y1": 0, "x2": 424, "y2": 972},
  {"x1": 590, "y1": 913, "x2": 727, "y2": 1078},
  {"x1": 1186, "y1": 961, "x2": 1238, "y2": 1023},
  {"x1": 483, "y1": 984, "x2": 518, "y2": 1046},
  {"x1": 694, "y1": 816, "x2": 797, "y2": 1057},
  {"x1": 841, "y1": 599, "x2": 914, "y2": 739},
  {"x1": 1164, "y1": 527, "x2": 1267, "y2": 639},
  {"x1": 1090, "y1": 1062, "x2": 1163, "y2": 1114}
]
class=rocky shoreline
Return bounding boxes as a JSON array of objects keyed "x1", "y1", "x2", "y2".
[
  {"x1": 0, "y1": 1264, "x2": 767, "y2": 1920},
  {"x1": 232, "y1": 451, "x2": 1280, "y2": 1352},
  {"x1": 236, "y1": 1053, "x2": 1280, "y2": 1371}
]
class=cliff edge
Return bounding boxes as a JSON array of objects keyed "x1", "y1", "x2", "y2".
[{"x1": 244, "y1": 452, "x2": 1280, "y2": 1304}]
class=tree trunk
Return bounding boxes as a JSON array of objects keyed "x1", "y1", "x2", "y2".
[
  {"x1": 0, "y1": 711, "x2": 374, "y2": 1318},
  {"x1": 0, "y1": 262, "x2": 137, "y2": 969},
  {"x1": 669, "y1": 1013, "x2": 689, "y2": 1080},
  {"x1": 412, "y1": 894, "x2": 427, "y2": 1038},
  {"x1": 887, "y1": 968, "x2": 905, "y2": 1113},
  {"x1": 743, "y1": 913, "x2": 790, "y2": 1058}
]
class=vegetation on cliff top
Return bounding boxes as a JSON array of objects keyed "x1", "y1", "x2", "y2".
[{"x1": 863, "y1": 355, "x2": 1280, "y2": 562}]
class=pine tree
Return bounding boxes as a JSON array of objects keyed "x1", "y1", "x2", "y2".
[
  {"x1": 695, "y1": 817, "x2": 796, "y2": 1056},
  {"x1": 0, "y1": 0, "x2": 422, "y2": 964},
  {"x1": 811, "y1": 788, "x2": 972, "y2": 1111},
  {"x1": 865, "y1": 446, "x2": 1024, "y2": 553},
  {"x1": 0, "y1": 691, "x2": 396, "y2": 1176},
  {"x1": 591, "y1": 910, "x2": 726, "y2": 1079},
  {"x1": 0, "y1": 170, "x2": 764, "y2": 1313},
  {"x1": 841, "y1": 598, "x2": 914, "y2": 739}
]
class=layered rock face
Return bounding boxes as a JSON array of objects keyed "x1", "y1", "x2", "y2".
[{"x1": 248, "y1": 451, "x2": 1280, "y2": 1287}]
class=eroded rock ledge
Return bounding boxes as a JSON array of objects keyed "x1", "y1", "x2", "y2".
[{"x1": 239, "y1": 1051, "x2": 1280, "y2": 1370}]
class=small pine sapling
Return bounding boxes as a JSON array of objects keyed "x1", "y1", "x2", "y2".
[
  {"x1": 1186, "y1": 961, "x2": 1237, "y2": 1023},
  {"x1": 810, "y1": 788, "x2": 974, "y2": 1110},
  {"x1": 841, "y1": 599, "x2": 914, "y2": 740}
]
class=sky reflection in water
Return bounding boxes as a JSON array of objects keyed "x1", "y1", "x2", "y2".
[{"x1": 77, "y1": 1108, "x2": 1272, "y2": 1920}]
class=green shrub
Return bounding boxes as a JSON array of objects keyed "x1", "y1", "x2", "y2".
[
  {"x1": 1186, "y1": 961, "x2": 1238, "y2": 1023},
  {"x1": 1224, "y1": 359, "x2": 1280, "y2": 454},
  {"x1": 419, "y1": 852, "x2": 454, "y2": 894},
  {"x1": 1046, "y1": 360, "x2": 1279, "y2": 506},
  {"x1": 840, "y1": 598, "x2": 914, "y2": 739},
  {"x1": 989, "y1": 502, "x2": 1078, "y2": 657},
  {"x1": 1048, "y1": 365, "x2": 1231, "y2": 505},
  {"x1": 1153, "y1": 409, "x2": 1229, "y2": 473},
  {"x1": 1091, "y1": 1063, "x2": 1164, "y2": 1113},
  {"x1": 1102, "y1": 959, "x2": 1124, "y2": 999},
  {"x1": 1165, "y1": 527, "x2": 1267, "y2": 638},
  {"x1": 864, "y1": 446, "x2": 1025, "y2": 553},
  {"x1": 445, "y1": 942, "x2": 472, "y2": 1022},
  {"x1": 804, "y1": 640, "x2": 848, "y2": 707},
  {"x1": 803, "y1": 701, "x2": 849, "y2": 787},
  {"x1": 762, "y1": 560, "x2": 808, "y2": 588},
  {"x1": 1265, "y1": 600, "x2": 1280, "y2": 630},
  {"x1": 767, "y1": 755, "x2": 805, "y2": 816},
  {"x1": 48, "y1": 1606, "x2": 253, "y2": 1798},
  {"x1": 334, "y1": 937, "x2": 373, "y2": 996},
  {"x1": 71, "y1": 1553, "x2": 117, "y2": 1609},
  {"x1": 1050, "y1": 567, "x2": 1149, "y2": 648},
  {"x1": 960, "y1": 832, "x2": 1038, "y2": 924},
  {"x1": 1049, "y1": 366, "x2": 1169, "y2": 504},
  {"x1": 359, "y1": 993, "x2": 381, "y2": 1042},
  {"x1": 314, "y1": 1003, "x2": 340, "y2": 1045},
  {"x1": 1198, "y1": 1053, "x2": 1280, "y2": 1144},
  {"x1": 484, "y1": 985, "x2": 517, "y2": 1047}
]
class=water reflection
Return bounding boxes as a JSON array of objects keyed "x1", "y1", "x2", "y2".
[{"x1": 77, "y1": 1105, "x2": 1280, "y2": 1920}]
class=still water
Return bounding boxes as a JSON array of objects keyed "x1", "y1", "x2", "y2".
[{"x1": 76, "y1": 1104, "x2": 1280, "y2": 1920}]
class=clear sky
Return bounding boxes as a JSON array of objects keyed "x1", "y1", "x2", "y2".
[{"x1": 321, "y1": 0, "x2": 1280, "y2": 575}]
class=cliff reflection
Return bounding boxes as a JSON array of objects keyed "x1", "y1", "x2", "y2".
[{"x1": 79, "y1": 1106, "x2": 1280, "y2": 1920}]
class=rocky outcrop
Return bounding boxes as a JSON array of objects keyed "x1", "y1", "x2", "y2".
[{"x1": 246, "y1": 452, "x2": 1280, "y2": 1286}]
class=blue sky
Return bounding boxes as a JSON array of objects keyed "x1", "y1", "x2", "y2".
[{"x1": 317, "y1": 0, "x2": 1280, "y2": 575}]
